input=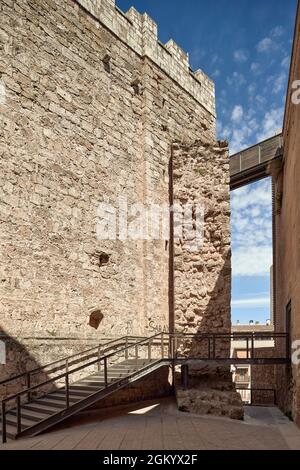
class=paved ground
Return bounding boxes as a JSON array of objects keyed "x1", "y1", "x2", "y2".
[{"x1": 1, "y1": 398, "x2": 300, "y2": 450}]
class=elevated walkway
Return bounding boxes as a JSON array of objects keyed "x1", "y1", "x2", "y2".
[{"x1": 230, "y1": 134, "x2": 283, "y2": 190}]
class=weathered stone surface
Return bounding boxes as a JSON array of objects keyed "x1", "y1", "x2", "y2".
[
  {"x1": 175, "y1": 364, "x2": 244, "y2": 420},
  {"x1": 172, "y1": 140, "x2": 242, "y2": 420},
  {"x1": 173, "y1": 140, "x2": 231, "y2": 353}
]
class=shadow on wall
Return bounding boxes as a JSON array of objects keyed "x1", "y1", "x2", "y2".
[
  {"x1": 0, "y1": 327, "x2": 56, "y2": 404},
  {"x1": 178, "y1": 252, "x2": 232, "y2": 360}
]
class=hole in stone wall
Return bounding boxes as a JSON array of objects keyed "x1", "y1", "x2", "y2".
[
  {"x1": 90, "y1": 251, "x2": 110, "y2": 268},
  {"x1": 99, "y1": 252, "x2": 110, "y2": 267},
  {"x1": 89, "y1": 310, "x2": 104, "y2": 330},
  {"x1": 131, "y1": 78, "x2": 141, "y2": 95},
  {"x1": 103, "y1": 54, "x2": 111, "y2": 73}
]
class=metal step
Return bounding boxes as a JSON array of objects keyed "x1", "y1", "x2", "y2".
[
  {"x1": 0, "y1": 422, "x2": 17, "y2": 440},
  {"x1": 34, "y1": 397, "x2": 68, "y2": 409},
  {"x1": 5, "y1": 412, "x2": 35, "y2": 429},
  {"x1": 79, "y1": 379, "x2": 106, "y2": 386},
  {"x1": 54, "y1": 389, "x2": 94, "y2": 398},
  {"x1": 46, "y1": 392, "x2": 83, "y2": 402},
  {"x1": 69, "y1": 383, "x2": 104, "y2": 392},
  {"x1": 9, "y1": 408, "x2": 51, "y2": 422},
  {"x1": 22, "y1": 403, "x2": 59, "y2": 415}
]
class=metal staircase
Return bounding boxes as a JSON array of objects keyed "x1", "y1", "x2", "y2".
[
  {"x1": 0, "y1": 334, "x2": 168, "y2": 443},
  {"x1": 0, "y1": 331, "x2": 290, "y2": 443}
]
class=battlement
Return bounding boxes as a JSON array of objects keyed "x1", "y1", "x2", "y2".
[{"x1": 76, "y1": 0, "x2": 216, "y2": 116}]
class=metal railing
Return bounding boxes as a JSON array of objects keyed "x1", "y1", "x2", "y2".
[
  {"x1": 0, "y1": 335, "x2": 142, "y2": 390},
  {"x1": 230, "y1": 134, "x2": 283, "y2": 176},
  {"x1": 0, "y1": 331, "x2": 290, "y2": 443},
  {"x1": 1, "y1": 333, "x2": 166, "y2": 443},
  {"x1": 169, "y1": 331, "x2": 289, "y2": 362}
]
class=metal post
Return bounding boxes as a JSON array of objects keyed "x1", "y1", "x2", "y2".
[
  {"x1": 135, "y1": 344, "x2": 138, "y2": 370},
  {"x1": 104, "y1": 357, "x2": 108, "y2": 388},
  {"x1": 161, "y1": 332, "x2": 164, "y2": 359},
  {"x1": 250, "y1": 388, "x2": 253, "y2": 405},
  {"x1": 125, "y1": 337, "x2": 129, "y2": 360},
  {"x1": 16, "y1": 395, "x2": 21, "y2": 434},
  {"x1": 286, "y1": 333, "x2": 291, "y2": 361},
  {"x1": 246, "y1": 338, "x2": 249, "y2": 359},
  {"x1": 148, "y1": 340, "x2": 152, "y2": 361},
  {"x1": 27, "y1": 372, "x2": 31, "y2": 402},
  {"x1": 65, "y1": 374, "x2": 69, "y2": 409},
  {"x1": 1, "y1": 401, "x2": 6, "y2": 444},
  {"x1": 174, "y1": 335, "x2": 178, "y2": 359},
  {"x1": 181, "y1": 364, "x2": 189, "y2": 390},
  {"x1": 170, "y1": 335, "x2": 174, "y2": 359},
  {"x1": 251, "y1": 334, "x2": 255, "y2": 359},
  {"x1": 98, "y1": 345, "x2": 101, "y2": 372}
]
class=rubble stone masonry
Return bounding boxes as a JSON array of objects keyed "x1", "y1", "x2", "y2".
[
  {"x1": 173, "y1": 140, "x2": 231, "y2": 343},
  {"x1": 171, "y1": 140, "x2": 242, "y2": 419}
]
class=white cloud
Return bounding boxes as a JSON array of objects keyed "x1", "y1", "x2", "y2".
[
  {"x1": 227, "y1": 72, "x2": 246, "y2": 87},
  {"x1": 231, "y1": 105, "x2": 244, "y2": 122},
  {"x1": 211, "y1": 54, "x2": 223, "y2": 66},
  {"x1": 255, "y1": 95, "x2": 266, "y2": 107},
  {"x1": 272, "y1": 72, "x2": 286, "y2": 94},
  {"x1": 232, "y1": 296, "x2": 270, "y2": 308},
  {"x1": 270, "y1": 26, "x2": 285, "y2": 38},
  {"x1": 232, "y1": 246, "x2": 273, "y2": 276},
  {"x1": 281, "y1": 56, "x2": 290, "y2": 69},
  {"x1": 212, "y1": 69, "x2": 221, "y2": 78},
  {"x1": 231, "y1": 180, "x2": 273, "y2": 277},
  {"x1": 231, "y1": 180, "x2": 271, "y2": 212},
  {"x1": 228, "y1": 111, "x2": 259, "y2": 155},
  {"x1": 256, "y1": 107, "x2": 284, "y2": 141},
  {"x1": 250, "y1": 62, "x2": 261, "y2": 74},
  {"x1": 256, "y1": 37, "x2": 275, "y2": 53},
  {"x1": 234, "y1": 49, "x2": 248, "y2": 63},
  {"x1": 248, "y1": 83, "x2": 256, "y2": 96}
]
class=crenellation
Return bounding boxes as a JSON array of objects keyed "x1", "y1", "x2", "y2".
[
  {"x1": 165, "y1": 40, "x2": 189, "y2": 69},
  {"x1": 76, "y1": 0, "x2": 216, "y2": 116}
]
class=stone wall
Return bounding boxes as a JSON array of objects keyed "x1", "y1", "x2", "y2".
[
  {"x1": 0, "y1": 0, "x2": 216, "y2": 382},
  {"x1": 171, "y1": 139, "x2": 242, "y2": 419},
  {"x1": 172, "y1": 139, "x2": 231, "y2": 346},
  {"x1": 274, "y1": 2, "x2": 300, "y2": 426}
]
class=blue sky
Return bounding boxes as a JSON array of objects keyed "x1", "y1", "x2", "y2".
[{"x1": 117, "y1": 0, "x2": 297, "y2": 324}]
